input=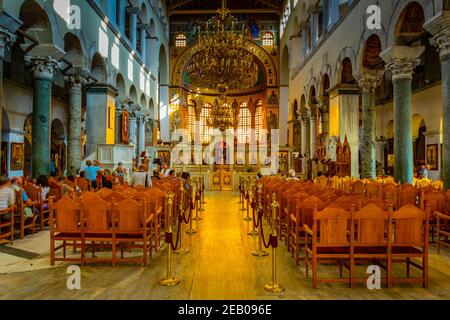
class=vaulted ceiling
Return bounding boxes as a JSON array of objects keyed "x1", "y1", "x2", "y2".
[{"x1": 166, "y1": 0, "x2": 284, "y2": 18}]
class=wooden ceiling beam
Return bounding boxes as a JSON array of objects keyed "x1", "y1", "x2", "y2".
[
  {"x1": 168, "y1": 0, "x2": 194, "y2": 11},
  {"x1": 169, "y1": 8, "x2": 281, "y2": 16},
  {"x1": 255, "y1": 0, "x2": 281, "y2": 10}
]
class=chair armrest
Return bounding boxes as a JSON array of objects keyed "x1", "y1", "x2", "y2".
[
  {"x1": 303, "y1": 224, "x2": 313, "y2": 236},
  {"x1": 436, "y1": 211, "x2": 450, "y2": 221}
]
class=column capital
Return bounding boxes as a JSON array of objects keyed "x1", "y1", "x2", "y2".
[
  {"x1": 65, "y1": 73, "x2": 88, "y2": 89},
  {"x1": 431, "y1": 31, "x2": 450, "y2": 59},
  {"x1": 299, "y1": 110, "x2": 310, "y2": 123},
  {"x1": 424, "y1": 12, "x2": 450, "y2": 58},
  {"x1": 357, "y1": 69, "x2": 384, "y2": 93},
  {"x1": 126, "y1": 7, "x2": 140, "y2": 15},
  {"x1": 25, "y1": 56, "x2": 61, "y2": 80},
  {"x1": 0, "y1": 26, "x2": 16, "y2": 60},
  {"x1": 380, "y1": 46, "x2": 424, "y2": 81}
]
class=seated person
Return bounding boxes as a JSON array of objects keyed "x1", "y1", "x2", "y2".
[
  {"x1": 10, "y1": 176, "x2": 33, "y2": 218},
  {"x1": 36, "y1": 175, "x2": 50, "y2": 209},
  {"x1": 57, "y1": 176, "x2": 75, "y2": 197},
  {"x1": 0, "y1": 176, "x2": 15, "y2": 218}
]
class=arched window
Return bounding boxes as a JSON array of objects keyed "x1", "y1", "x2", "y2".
[
  {"x1": 200, "y1": 103, "x2": 211, "y2": 143},
  {"x1": 188, "y1": 105, "x2": 196, "y2": 142},
  {"x1": 175, "y1": 33, "x2": 186, "y2": 47},
  {"x1": 262, "y1": 32, "x2": 274, "y2": 46},
  {"x1": 255, "y1": 101, "x2": 263, "y2": 144},
  {"x1": 238, "y1": 103, "x2": 251, "y2": 144}
]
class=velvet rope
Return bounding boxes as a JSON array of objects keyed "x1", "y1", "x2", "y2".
[{"x1": 259, "y1": 213, "x2": 273, "y2": 249}]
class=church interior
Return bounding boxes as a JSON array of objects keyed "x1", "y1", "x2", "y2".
[{"x1": 0, "y1": 0, "x2": 449, "y2": 301}]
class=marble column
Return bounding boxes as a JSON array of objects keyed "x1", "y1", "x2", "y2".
[
  {"x1": 66, "y1": 74, "x2": 86, "y2": 176},
  {"x1": 300, "y1": 112, "x2": 311, "y2": 173},
  {"x1": 127, "y1": 7, "x2": 139, "y2": 50},
  {"x1": 118, "y1": 0, "x2": 126, "y2": 35},
  {"x1": 0, "y1": 26, "x2": 18, "y2": 169},
  {"x1": 129, "y1": 105, "x2": 139, "y2": 161},
  {"x1": 319, "y1": 96, "x2": 330, "y2": 155},
  {"x1": 425, "y1": 16, "x2": 450, "y2": 189},
  {"x1": 115, "y1": 102, "x2": 123, "y2": 144},
  {"x1": 309, "y1": 104, "x2": 318, "y2": 159},
  {"x1": 358, "y1": 70, "x2": 383, "y2": 179},
  {"x1": 25, "y1": 56, "x2": 61, "y2": 177},
  {"x1": 138, "y1": 24, "x2": 147, "y2": 62},
  {"x1": 381, "y1": 46, "x2": 424, "y2": 184}
]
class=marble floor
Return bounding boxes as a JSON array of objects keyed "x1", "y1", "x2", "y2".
[{"x1": 0, "y1": 191, "x2": 449, "y2": 300}]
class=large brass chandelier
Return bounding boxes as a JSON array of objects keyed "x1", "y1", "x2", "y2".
[
  {"x1": 187, "y1": 0, "x2": 259, "y2": 92},
  {"x1": 206, "y1": 98, "x2": 237, "y2": 132}
]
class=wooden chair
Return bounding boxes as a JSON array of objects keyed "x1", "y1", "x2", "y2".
[
  {"x1": 81, "y1": 198, "x2": 115, "y2": 266},
  {"x1": 133, "y1": 192, "x2": 157, "y2": 255},
  {"x1": 436, "y1": 211, "x2": 450, "y2": 254},
  {"x1": 305, "y1": 205, "x2": 353, "y2": 289},
  {"x1": 76, "y1": 178, "x2": 90, "y2": 192},
  {"x1": 114, "y1": 198, "x2": 152, "y2": 266},
  {"x1": 317, "y1": 176, "x2": 328, "y2": 187},
  {"x1": 365, "y1": 197, "x2": 390, "y2": 210},
  {"x1": 351, "y1": 204, "x2": 390, "y2": 287},
  {"x1": 366, "y1": 182, "x2": 381, "y2": 198},
  {"x1": 352, "y1": 180, "x2": 366, "y2": 196},
  {"x1": 388, "y1": 204, "x2": 430, "y2": 288},
  {"x1": 286, "y1": 191, "x2": 310, "y2": 252},
  {"x1": 119, "y1": 187, "x2": 137, "y2": 198},
  {"x1": 49, "y1": 198, "x2": 82, "y2": 266},
  {"x1": 23, "y1": 183, "x2": 50, "y2": 231},
  {"x1": 97, "y1": 188, "x2": 113, "y2": 198},
  {"x1": 420, "y1": 190, "x2": 445, "y2": 242},
  {"x1": 0, "y1": 206, "x2": 15, "y2": 245},
  {"x1": 15, "y1": 187, "x2": 37, "y2": 239},
  {"x1": 382, "y1": 183, "x2": 398, "y2": 209},
  {"x1": 292, "y1": 196, "x2": 327, "y2": 266},
  {"x1": 102, "y1": 191, "x2": 126, "y2": 203},
  {"x1": 397, "y1": 184, "x2": 418, "y2": 209}
]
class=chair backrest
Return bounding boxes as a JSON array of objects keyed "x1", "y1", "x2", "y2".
[
  {"x1": 314, "y1": 205, "x2": 351, "y2": 246},
  {"x1": 366, "y1": 182, "x2": 381, "y2": 198},
  {"x1": 102, "y1": 191, "x2": 126, "y2": 203},
  {"x1": 422, "y1": 190, "x2": 445, "y2": 218},
  {"x1": 120, "y1": 187, "x2": 138, "y2": 198},
  {"x1": 77, "y1": 178, "x2": 90, "y2": 192},
  {"x1": 301, "y1": 196, "x2": 327, "y2": 228},
  {"x1": 365, "y1": 197, "x2": 390, "y2": 210},
  {"x1": 392, "y1": 204, "x2": 428, "y2": 247},
  {"x1": 317, "y1": 176, "x2": 328, "y2": 187},
  {"x1": 133, "y1": 192, "x2": 155, "y2": 218},
  {"x1": 116, "y1": 198, "x2": 145, "y2": 233},
  {"x1": 352, "y1": 180, "x2": 366, "y2": 195},
  {"x1": 354, "y1": 204, "x2": 389, "y2": 246},
  {"x1": 445, "y1": 190, "x2": 450, "y2": 214},
  {"x1": 23, "y1": 183, "x2": 39, "y2": 202},
  {"x1": 382, "y1": 183, "x2": 398, "y2": 207},
  {"x1": 97, "y1": 188, "x2": 113, "y2": 198},
  {"x1": 50, "y1": 197, "x2": 80, "y2": 233},
  {"x1": 81, "y1": 198, "x2": 111, "y2": 233},
  {"x1": 398, "y1": 184, "x2": 418, "y2": 208}
]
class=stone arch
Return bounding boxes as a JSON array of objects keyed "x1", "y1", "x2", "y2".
[
  {"x1": 116, "y1": 73, "x2": 126, "y2": 97},
  {"x1": 292, "y1": 99, "x2": 299, "y2": 120},
  {"x1": 149, "y1": 98, "x2": 155, "y2": 119},
  {"x1": 63, "y1": 32, "x2": 88, "y2": 70},
  {"x1": 387, "y1": 0, "x2": 434, "y2": 46},
  {"x1": 412, "y1": 114, "x2": 426, "y2": 165},
  {"x1": 91, "y1": 52, "x2": 108, "y2": 84},
  {"x1": 139, "y1": 2, "x2": 149, "y2": 22},
  {"x1": 356, "y1": 29, "x2": 388, "y2": 71},
  {"x1": 359, "y1": 34, "x2": 384, "y2": 71},
  {"x1": 280, "y1": 45, "x2": 290, "y2": 85},
  {"x1": 308, "y1": 85, "x2": 317, "y2": 106},
  {"x1": 159, "y1": 44, "x2": 169, "y2": 85},
  {"x1": 292, "y1": 16, "x2": 300, "y2": 35},
  {"x1": 339, "y1": 57, "x2": 356, "y2": 85},
  {"x1": 129, "y1": 85, "x2": 138, "y2": 104},
  {"x1": 319, "y1": 73, "x2": 330, "y2": 97},
  {"x1": 334, "y1": 47, "x2": 357, "y2": 85},
  {"x1": 2, "y1": 109, "x2": 10, "y2": 133},
  {"x1": 393, "y1": 1, "x2": 426, "y2": 46},
  {"x1": 149, "y1": 18, "x2": 156, "y2": 36},
  {"x1": 140, "y1": 94, "x2": 147, "y2": 109},
  {"x1": 19, "y1": 0, "x2": 55, "y2": 45}
]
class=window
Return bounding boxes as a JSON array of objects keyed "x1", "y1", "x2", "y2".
[
  {"x1": 255, "y1": 101, "x2": 263, "y2": 144},
  {"x1": 188, "y1": 105, "x2": 196, "y2": 142},
  {"x1": 262, "y1": 32, "x2": 274, "y2": 46},
  {"x1": 200, "y1": 104, "x2": 211, "y2": 144},
  {"x1": 238, "y1": 103, "x2": 251, "y2": 144},
  {"x1": 175, "y1": 33, "x2": 186, "y2": 47}
]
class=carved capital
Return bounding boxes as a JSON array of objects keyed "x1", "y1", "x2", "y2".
[
  {"x1": 65, "y1": 74, "x2": 88, "y2": 89},
  {"x1": 357, "y1": 69, "x2": 384, "y2": 93},
  {"x1": 432, "y1": 31, "x2": 450, "y2": 59},
  {"x1": 25, "y1": 56, "x2": 61, "y2": 80},
  {"x1": 0, "y1": 27, "x2": 16, "y2": 60},
  {"x1": 385, "y1": 59, "x2": 420, "y2": 81}
]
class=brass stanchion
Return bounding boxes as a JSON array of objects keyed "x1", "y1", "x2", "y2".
[
  {"x1": 158, "y1": 192, "x2": 181, "y2": 286},
  {"x1": 243, "y1": 178, "x2": 252, "y2": 221},
  {"x1": 240, "y1": 177, "x2": 248, "y2": 212},
  {"x1": 264, "y1": 194, "x2": 284, "y2": 293},
  {"x1": 200, "y1": 176, "x2": 207, "y2": 205},
  {"x1": 174, "y1": 182, "x2": 189, "y2": 255},
  {"x1": 237, "y1": 177, "x2": 243, "y2": 204},
  {"x1": 198, "y1": 176, "x2": 205, "y2": 212},
  {"x1": 186, "y1": 183, "x2": 197, "y2": 234},
  {"x1": 252, "y1": 184, "x2": 268, "y2": 257},
  {"x1": 192, "y1": 177, "x2": 202, "y2": 221},
  {"x1": 247, "y1": 180, "x2": 259, "y2": 236}
]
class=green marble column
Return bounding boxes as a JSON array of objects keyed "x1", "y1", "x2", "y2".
[
  {"x1": 359, "y1": 70, "x2": 383, "y2": 179},
  {"x1": 434, "y1": 34, "x2": 450, "y2": 190},
  {"x1": 26, "y1": 57, "x2": 60, "y2": 178},
  {"x1": 386, "y1": 60, "x2": 420, "y2": 184},
  {"x1": 66, "y1": 75, "x2": 85, "y2": 176},
  {"x1": 300, "y1": 112, "x2": 310, "y2": 173}
]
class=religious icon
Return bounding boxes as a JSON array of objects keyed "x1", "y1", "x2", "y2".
[
  {"x1": 426, "y1": 144, "x2": 439, "y2": 170},
  {"x1": 122, "y1": 110, "x2": 129, "y2": 144},
  {"x1": 10, "y1": 143, "x2": 24, "y2": 171}
]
